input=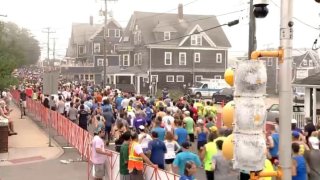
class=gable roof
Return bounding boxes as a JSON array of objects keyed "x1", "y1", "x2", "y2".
[
  {"x1": 294, "y1": 71, "x2": 320, "y2": 87},
  {"x1": 293, "y1": 50, "x2": 320, "y2": 67},
  {"x1": 121, "y1": 11, "x2": 231, "y2": 48},
  {"x1": 89, "y1": 18, "x2": 123, "y2": 40}
]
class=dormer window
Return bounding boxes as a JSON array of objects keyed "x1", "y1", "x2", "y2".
[
  {"x1": 93, "y1": 43, "x2": 100, "y2": 53},
  {"x1": 164, "y1": 31, "x2": 170, "y2": 41},
  {"x1": 191, "y1": 34, "x2": 202, "y2": 46}
]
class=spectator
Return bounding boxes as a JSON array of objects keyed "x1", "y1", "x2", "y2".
[
  {"x1": 119, "y1": 131, "x2": 131, "y2": 180},
  {"x1": 148, "y1": 131, "x2": 167, "y2": 170},
  {"x1": 292, "y1": 131, "x2": 309, "y2": 155},
  {"x1": 57, "y1": 95, "x2": 65, "y2": 115},
  {"x1": 304, "y1": 117, "x2": 316, "y2": 145},
  {"x1": 267, "y1": 125, "x2": 279, "y2": 164},
  {"x1": 128, "y1": 133, "x2": 157, "y2": 179},
  {"x1": 292, "y1": 119, "x2": 303, "y2": 134},
  {"x1": 91, "y1": 127, "x2": 112, "y2": 180}
]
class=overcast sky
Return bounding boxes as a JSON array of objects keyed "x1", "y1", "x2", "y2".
[{"x1": 1, "y1": 0, "x2": 320, "y2": 60}]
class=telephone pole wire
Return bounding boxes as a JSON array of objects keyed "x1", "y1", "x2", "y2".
[{"x1": 42, "y1": 27, "x2": 56, "y2": 70}]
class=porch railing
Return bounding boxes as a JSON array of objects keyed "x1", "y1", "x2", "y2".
[{"x1": 292, "y1": 112, "x2": 320, "y2": 128}]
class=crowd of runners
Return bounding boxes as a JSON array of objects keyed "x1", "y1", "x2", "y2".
[{"x1": 11, "y1": 68, "x2": 320, "y2": 180}]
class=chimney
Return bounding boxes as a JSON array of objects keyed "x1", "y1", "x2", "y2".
[
  {"x1": 89, "y1": 16, "x2": 93, "y2": 25},
  {"x1": 178, "y1": 4, "x2": 183, "y2": 20}
]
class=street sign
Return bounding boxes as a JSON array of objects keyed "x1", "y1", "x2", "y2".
[{"x1": 43, "y1": 71, "x2": 59, "y2": 95}]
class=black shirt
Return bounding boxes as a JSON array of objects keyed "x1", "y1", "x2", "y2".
[{"x1": 20, "y1": 92, "x2": 27, "y2": 101}]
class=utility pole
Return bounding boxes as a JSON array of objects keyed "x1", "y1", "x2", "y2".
[
  {"x1": 103, "y1": 0, "x2": 107, "y2": 88},
  {"x1": 248, "y1": 0, "x2": 256, "y2": 59},
  {"x1": 42, "y1": 27, "x2": 55, "y2": 70},
  {"x1": 279, "y1": 0, "x2": 293, "y2": 179}
]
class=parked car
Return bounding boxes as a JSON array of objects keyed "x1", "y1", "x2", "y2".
[
  {"x1": 187, "y1": 80, "x2": 228, "y2": 98},
  {"x1": 293, "y1": 87, "x2": 305, "y2": 103},
  {"x1": 212, "y1": 88, "x2": 234, "y2": 104},
  {"x1": 265, "y1": 104, "x2": 304, "y2": 122}
]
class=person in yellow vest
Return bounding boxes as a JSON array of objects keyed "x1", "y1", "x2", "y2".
[
  {"x1": 200, "y1": 132, "x2": 219, "y2": 180},
  {"x1": 128, "y1": 133, "x2": 158, "y2": 179}
]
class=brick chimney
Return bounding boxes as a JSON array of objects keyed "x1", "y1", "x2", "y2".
[
  {"x1": 178, "y1": 4, "x2": 183, "y2": 20},
  {"x1": 89, "y1": 16, "x2": 93, "y2": 25}
]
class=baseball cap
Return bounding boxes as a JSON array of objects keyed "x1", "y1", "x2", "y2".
[
  {"x1": 184, "y1": 111, "x2": 190, "y2": 115},
  {"x1": 291, "y1": 119, "x2": 297, "y2": 124},
  {"x1": 197, "y1": 119, "x2": 204, "y2": 124},
  {"x1": 139, "y1": 125, "x2": 145, "y2": 130},
  {"x1": 292, "y1": 131, "x2": 300, "y2": 138},
  {"x1": 209, "y1": 126, "x2": 218, "y2": 132},
  {"x1": 182, "y1": 142, "x2": 191, "y2": 149},
  {"x1": 309, "y1": 137, "x2": 319, "y2": 150}
]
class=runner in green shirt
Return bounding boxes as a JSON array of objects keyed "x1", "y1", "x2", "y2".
[
  {"x1": 183, "y1": 111, "x2": 195, "y2": 142},
  {"x1": 119, "y1": 131, "x2": 131, "y2": 179}
]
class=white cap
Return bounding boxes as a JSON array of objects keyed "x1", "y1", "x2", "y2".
[
  {"x1": 184, "y1": 111, "x2": 190, "y2": 115},
  {"x1": 309, "y1": 137, "x2": 319, "y2": 150},
  {"x1": 197, "y1": 119, "x2": 204, "y2": 124},
  {"x1": 291, "y1": 119, "x2": 297, "y2": 124},
  {"x1": 139, "y1": 125, "x2": 145, "y2": 130}
]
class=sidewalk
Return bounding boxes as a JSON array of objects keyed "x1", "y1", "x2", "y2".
[{"x1": 0, "y1": 102, "x2": 63, "y2": 166}]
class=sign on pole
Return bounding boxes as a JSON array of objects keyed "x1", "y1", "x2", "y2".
[{"x1": 43, "y1": 71, "x2": 59, "y2": 95}]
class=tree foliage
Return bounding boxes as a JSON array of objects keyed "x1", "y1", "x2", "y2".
[{"x1": 0, "y1": 21, "x2": 41, "y2": 89}]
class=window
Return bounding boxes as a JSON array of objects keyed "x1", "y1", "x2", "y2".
[
  {"x1": 97, "y1": 59, "x2": 104, "y2": 66},
  {"x1": 134, "y1": 31, "x2": 142, "y2": 45},
  {"x1": 191, "y1": 34, "x2": 202, "y2": 45},
  {"x1": 194, "y1": 53, "x2": 200, "y2": 63},
  {"x1": 179, "y1": 52, "x2": 187, "y2": 65},
  {"x1": 176, "y1": 75, "x2": 184, "y2": 82},
  {"x1": 309, "y1": 60, "x2": 313, "y2": 67},
  {"x1": 80, "y1": 74, "x2": 84, "y2": 80},
  {"x1": 78, "y1": 45, "x2": 85, "y2": 55},
  {"x1": 123, "y1": 36, "x2": 129, "y2": 42},
  {"x1": 134, "y1": 53, "x2": 138, "y2": 66},
  {"x1": 123, "y1": 54, "x2": 130, "y2": 66},
  {"x1": 93, "y1": 43, "x2": 100, "y2": 53},
  {"x1": 164, "y1": 31, "x2": 170, "y2": 41},
  {"x1": 267, "y1": 58, "x2": 273, "y2": 66},
  {"x1": 115, "y1": 29, "x2": 121, "y2": 38},
  {"x1": 106, "y1": 29, "x2": 110, "y2": 37},
  {"x1": 164, "y1": 52, "x2": 172, "y2": 65},
  {"x1": 216, "y1": 53, "x2": 222, "y2": 63},
  {"x1": 214, "y1": 75, "x2": 222, "y2": 79},
  {"x1": 302, "y1": 60, "x2": 307, "y2": 66},
  {"x1": 138, "y1": 53, "x2": 142, "y2": 65},
  {"x1": 195, "y1": 75, "x2": 203, "y2": 82},
  {"x1": 85, "y1": 74, "x2": 89, "y2": 80},
  {"x1": 89, "y1": 74, "x2": 94, "y2": 80},
  {"x1": 166, "y1": 75, "x2": 174, "y2": 82}
]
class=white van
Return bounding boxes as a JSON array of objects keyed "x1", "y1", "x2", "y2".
[{"x1": 187, "y1": 79, "x2": 229, "y2": 98}]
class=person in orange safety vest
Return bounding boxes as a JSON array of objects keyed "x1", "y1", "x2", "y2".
[{"x1": 128, "y1": 133, "x2": 158, "y2": 180}]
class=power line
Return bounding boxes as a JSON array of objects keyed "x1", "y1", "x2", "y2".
[
  {"x1": 270, "y1": 0, "x2": 319, "y2": 30},
  {"x1": 146, "y1": 19, "x2": 239, "y2": 45},
  {"x1": 154, "y1": 9, "x2": 245, "y2": 29}
]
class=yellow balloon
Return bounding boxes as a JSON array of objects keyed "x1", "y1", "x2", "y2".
[
  {"x1": 224, "y1": 68, "x2": 234, "y2": 86},
  {"x1": 222, "y1": 101, "x2": 235, "y2": 128},
  {"x1": 222, "y1": 134, "x2": 234, "y2": 160}
]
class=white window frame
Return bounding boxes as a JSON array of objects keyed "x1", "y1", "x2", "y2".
[
  {"x1": 176, "y1": 75, "x2": 184, "y2": 82},
  {"x1": 138, "y1": 53, "x2": 142, "y2": 65},
  {"x1": 191, "y1": 34, "x2": 202, "y2": 46},
  {"x1": 115, "y1": 29, "x2": 121, "y2": 38},
  {"x1": 164, "y1": 31, "x2": 170, "y2": 41},
  {"x1": 89, "y1": 74, "x2": 94, "y2": 80},
  {"x1": 97, "y1": 58, "x2": 104, "y2": 66},
  {"x1": 216, "y1": 53, "x2": 222, "y2": 63},
  {"x1": 123, "y1": 54, "x2": 130, "y2": 66},
  {"x1": 267, "y1": 58, "x2": 273, "y2": 66},
  {"x1": 214, "y1": 75, "x2": 222, "y2": 79},
  {"x1": 309, "y1": 60, "x2": 313, "y2": 67},
  {"x1": 93, "y1": 43, "x2": 100, "y2": 53},
  {"x1": 195, "y1": 75, "x2": 203, "y2": 82},
  {"x1": 194, "y1": 53, "x2": 200, "y2": 63},
  {"x1": 164, "y1": 52, "x2": 172, "y2": 65},
  {"x1": 166, "y1": 75, "x2": 174, "y2": 82},
  {"x1": 134, "y1": 53, "x2": 138, "y2": 66},
  {"x1": 106, "y1": 29, "x2": 110, "y2": 37},
  {"x1": 179, "y1": 52, "x2": 187, "y2": 65}
]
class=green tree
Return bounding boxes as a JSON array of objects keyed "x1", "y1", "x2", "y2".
[{"x1": 0, "y1": 21, "x2": 40, "y2": 89}]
